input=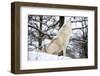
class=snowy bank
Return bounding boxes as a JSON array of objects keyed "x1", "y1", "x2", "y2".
[{"x1": 28, "y1": 51, "x2": 71, "y2": 61}]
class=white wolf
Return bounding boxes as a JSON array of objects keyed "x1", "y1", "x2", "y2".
[{"x1": 45, "y1": 22, "x2": 72, "y2": 56}]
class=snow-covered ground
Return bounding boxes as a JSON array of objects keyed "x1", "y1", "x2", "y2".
[{"x1": 28, "y1": 51, "x2": 71, "y2": 61}]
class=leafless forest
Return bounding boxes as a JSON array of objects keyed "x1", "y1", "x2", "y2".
[{"x1": 28, "y1": 15, "x2": 88, "y2": 59}]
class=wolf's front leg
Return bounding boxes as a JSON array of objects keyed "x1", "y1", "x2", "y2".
[{"x1": 63, "y1": 46, "x2": 67, "y2": 56}]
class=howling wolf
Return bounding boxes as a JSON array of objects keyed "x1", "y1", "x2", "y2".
[{"x1": 45, "y1": 22, "x2": 72, "y2": 56}]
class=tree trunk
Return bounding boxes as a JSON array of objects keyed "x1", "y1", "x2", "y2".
[
  {"x1": 81, "y1": 18, "x2": 87, "y2": 58},
  {"x1": 38, "y1": 16, "x2": 43, "y2": 50},
  {"x1": 59, "y1": 16, "x2": 64, "y2": 28}
]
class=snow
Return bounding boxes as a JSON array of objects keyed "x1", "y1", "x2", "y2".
[
  {"x1": 42, "y1": 39, "x2": 51, "y2": 47},
  {"x1": 28, "y1": 51, "x2": 71, "y2": 61}
]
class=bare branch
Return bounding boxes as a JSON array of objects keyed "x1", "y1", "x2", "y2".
[
  {"x1": 71, "y1": 20, "x2": 88, "y2": 23},
  {"x1": 28, "y1": 25, "x2": 53, "y2": 39},
  {"x1": 72, "y1": 26, "x2": 88, "y2": 30},
  {"x1": 70, "y1": 38, "x2": 87, "y2": 43}
]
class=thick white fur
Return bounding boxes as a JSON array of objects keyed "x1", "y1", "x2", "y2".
[{"x1": 46, "y1": 22, "x2": 72, "y2": 55}]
